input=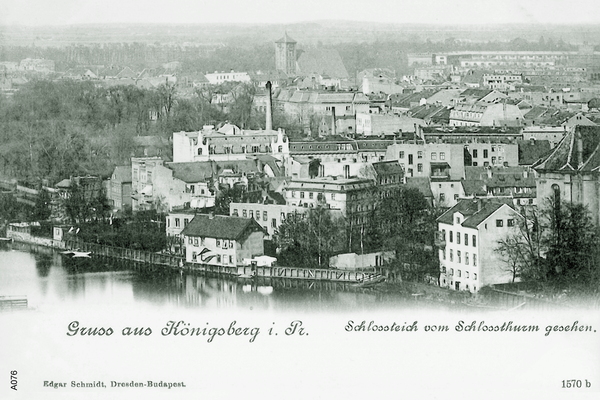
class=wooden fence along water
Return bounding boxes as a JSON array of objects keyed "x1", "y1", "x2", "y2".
[{"x1": 63, "y1": 240, "x2": 376, "y2": 283}]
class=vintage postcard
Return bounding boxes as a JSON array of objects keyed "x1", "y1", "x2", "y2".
[{"x1": 1, "y1": 1, "x2": 599, "y2": 399}]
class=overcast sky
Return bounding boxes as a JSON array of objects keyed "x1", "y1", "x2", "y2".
[{"x1": 1, "y1": 0, "x2": 600, "y2": 26}]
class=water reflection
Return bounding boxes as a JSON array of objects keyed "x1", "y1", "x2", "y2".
[{"x1": 1, "y1": 243, "x2": 441, "y2": 313}]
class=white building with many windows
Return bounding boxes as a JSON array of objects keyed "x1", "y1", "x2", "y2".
[{"x1": 437, "y1": 198, "x2": 520, "y2": 293}]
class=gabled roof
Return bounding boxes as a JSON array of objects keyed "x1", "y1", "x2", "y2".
[
  {"x1": 181, "y1": 214, "x2": 264, "y2": 240},
  {"x1": 461, "y1": 180, "x2": 487, "y2": 197},
  {"x1": 372, "y1": 160, "x2": 404, "y2": 176},
  {"x1": 112, "y1": 166, "x2": 132, "y2": 183},
  {"x1": 437, "y1": 198, "x2": 514, "y2": 228}
]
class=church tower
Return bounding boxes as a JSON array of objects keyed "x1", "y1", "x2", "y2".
[{"x1": 275, "y1": 32, "x2": 297, "y2": 76}]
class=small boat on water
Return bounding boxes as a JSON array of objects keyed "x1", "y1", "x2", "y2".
[
  {"x1": 72, "y1": 251, "x2": 91, "y2": 258},
  {"x1": 353, "y1": 274, "x2": 386, "y2": 288}
]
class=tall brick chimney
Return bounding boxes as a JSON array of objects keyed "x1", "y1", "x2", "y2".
[{"x1": 266, "y1": 81, "x2": 273, "y2": 131}]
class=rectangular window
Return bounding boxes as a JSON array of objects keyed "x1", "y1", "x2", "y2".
[
  {"x1": 457, "y1": 270, "x2": 461, "y2": 278},
  {"x1": 309, "y1": 192, "x2": 313, "y2": 199},
  {"x1": 483, "y1": 149, "x2": 489, "y2": 158},
  {"x1": 496, "y1": 219, "x2": 503, "y2": 227},
  {"x1": 464, "y1": 234, "x2": 468, "y2": 246},
  {"x1": 440, "y1": 152, "x2": 445, "y2": 160},
  {"x1": 449, "y1": 231, "x2": 453, "y2": 243},
  {"x1": 473, "y1": 149, "x2": 478, "y2": 158},
  {"x1": 457, "y1": 233, "x2": 461, "y2": 245},
  {"x1": 473, "y1": 255, "x2": 477, "y2": 266},
  {"x1": 466, "y1": 271, "x2": 469, "y2": 278},
  {"x1": 442, "y1": 249, "x2": 446, "y2": 260},
  {"x1": 272, "y1": 218, "x2": 277, "y2": 228},
  {"x1": 399, "y1": 151, "x2": 405, "y2": 159},
  {"x1": 417, "y1": 164, "x2": 423, "y2": 172},
  {"x1": 440, "y1": 193, "x2": 445, "y2": 202},
  {"x1": 450, "y1": 268, "x2": 454, "y2": 276},
  {"x1": 472, "y1": 235, "x2": 476, "y2": 247},
  {"x1": 331, "y1": 193, "x2": 335, "y2": 200},
  {"x1": 457, "y1": 251, "x2": 461, "y2": 264},
  {"x1": 188, "y1": 237, "x2": 193, "y2": 244},
  {"x1": 255, "y1": 211, "x2": 260, "y2": 220},
  {"x1": 474, "y1": 272, "x2": 477, "y2": 280},
  {"x1": 194, "y1": 238, "x2": 198, "y2": 246},
  {"x1": 417, "y1": 151, "x2": 423, "y2": 159},
  {"x1": 229, "y1": 255, "x2": 233, "y2": 265},
  {"x1": 300, "y1": 192, "x2": 305, "y2": 198},
  {"x1": 249, "y1": 211, "x2": 254, "y2": 219},
  {"x1": 233, "y1": 209, "x2": 238, "y2": 216},
  {"x1": 184, "y1": 218, "x2": 189, "y2": 227},
  {"x1": 175, "y1": 218, "x2": 180, "y2": 227},
  {"x1": 201, "y1": 237, "x2": 205, "y2": 246},
  {"x1": 216, "y1": 239, "x2": 221, "y2": 248},
  {"x1": 507, "y1": 219, "x2": 514, "y2": 227},
  {"x1": 408, "y1": 154, "x2": 413, "y2": 165},
  {"x1": 242, "y1": 209, "x2": 247, "y2": 217},
  {"x1": 216, "y1": 255, "x2": 221, "y2": 263},
  {"x1": 431, "y1": 152, "x2": 437, "y2": 160},
  {"x1": 449, "y1": 249, "x2": 453, "y2": 262},
  {"x1": 465, "y1": 252, "x2": 469, "y2": 265}
]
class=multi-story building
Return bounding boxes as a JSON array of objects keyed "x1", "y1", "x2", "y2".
[
  {"x1": 204, "y1": 71, "x2": 251, "y2": 85},
  {"x1": 465, "y1": 166, "x2": 537, "y2": 206},
  {"x1": 230, "y1": 203, "x2": 308, "y2": 239},
  {"x1": 181, "y1": 214, "x2": 265, "y2": 267},
  {"x1": 283, "y1": 177, "x2": 377, "y2": 225},
  {"x1": 172, "y1": 125, "x2": 289, "y2": 164},
  {"x1": 437, "y1": 198, "x2": 521, "y2": 293},
  {"x1": 108, "y1": 166, "x2": 132, "y2": 213},
  {"x1": 449, "y1": 102, "x2": 524, "y2": 127},
  {"x1": 385, "y1": 141, "x2": 465, "y2": 180},
  {"x1": 165, "y1": 209, "x2": 197, "y2": 255}
]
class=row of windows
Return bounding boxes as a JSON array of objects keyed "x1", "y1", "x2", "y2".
[
  {"x1": 442, "y1": 266, "x2": 477, "y2": 280},
  {"x1": 192, "y1": 252, "x2": 234, "y2": 265},
  {"x1": 442, "y1": 230, "x2": 477, "y2": 247},
  {"x1": 444, "y1": 250, "x2": 477, "y2": 266},
  {"x1": 292, "y1": 191, "x2": 334, "y2": 200},
  {"x1": 398, "y1": 151, "x2": 446, "y2": 161},
  {"x1": 168, "y1": 218, "x2": 190, "y2": 228},
  {"x1": 496, "y1": 219, "x2": 515, "y2": 227},
  {"x1": 188, "y1": 237, "x2": 235, "y2": 249},
  {"x1": 201, "y1": 145, "x2": 282, "y2": 155}
]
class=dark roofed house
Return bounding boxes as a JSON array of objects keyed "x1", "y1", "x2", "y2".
[{"x1": 181, "y1": 214, "x2": 265, "y2": 267}]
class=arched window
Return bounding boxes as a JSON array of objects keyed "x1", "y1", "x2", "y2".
[{"x1": 197, "y1": 148, "x2": 203, "y2": 155}]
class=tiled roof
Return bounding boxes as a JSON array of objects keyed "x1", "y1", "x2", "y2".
[
  {"x1": 534, "y1": 126, "x2": 600, "y2": 172},
  {"x1": 372, "y1": 160, "x2": 403, "y2": 176},
  {"x1": 517, "y1": 139, "x2": 552, "y2": 165},
  {"x1": 461, "y1": 180, "x2": 487, "y2": 196},
  {"x1": 112, "y1": 166, "x2": 132, "y2": 183},
  {"x1": 405, "y1": 177, "x2": 433, "y2": 198},
  {"x1": 437, "y1": 198, "x2": 514, "y2": 228},
  {"x1": 168, "y1": 162, "x2": 215, "y2": 183},
  {"x1": 181, "y1": 214, "x2": 264, "y2": 240}
]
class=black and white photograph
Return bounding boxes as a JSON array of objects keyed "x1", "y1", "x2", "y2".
[{"x1": 1, "y1": 1, "x2": 599, "y2": 399}]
